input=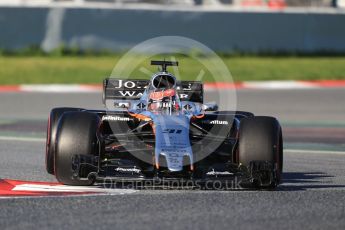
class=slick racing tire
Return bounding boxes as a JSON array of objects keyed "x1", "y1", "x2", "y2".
[
  {"x1": 46, "y1": 107, "x2": 82, "y2": 175},
  {"x1": 54, "y1": 111, "x2": 100, "y2": 186},
  {"x1": 238, "y1": 116, "x2": 283, "y2": 188}
]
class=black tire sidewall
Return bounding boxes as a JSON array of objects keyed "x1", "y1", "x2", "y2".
[
  {"x1": 54, "y1": 111, "x2": 100, "y2": 185},
  {"x1": 46, "y1": 107, "x2": 82, "y2": 175},
  {"x1": 238, "y1": 116, "x2": 283, "y2": 186}
]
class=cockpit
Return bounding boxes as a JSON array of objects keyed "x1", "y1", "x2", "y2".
[{"x1": 147, "y1": 73, "x2": 181, "y2": 113}]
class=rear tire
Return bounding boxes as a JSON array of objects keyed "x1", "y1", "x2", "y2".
[
  {"x1": 238, "y1": 116, "x2": 283, "y2": 188},
  {"x1": 46, "y1": 107, "x2": 82, "y2": 175},
  {"x1": 55, "y1": 111, "x2": 100, "y2": 185}
]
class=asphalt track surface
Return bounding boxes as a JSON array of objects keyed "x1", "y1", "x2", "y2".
[{"x1": 0, "y1": 89, "x2": 344, "y2": 230}]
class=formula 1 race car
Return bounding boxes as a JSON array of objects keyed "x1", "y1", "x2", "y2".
[{"x1": 45, "y1": 60, "x2": 283, "y2": 189}]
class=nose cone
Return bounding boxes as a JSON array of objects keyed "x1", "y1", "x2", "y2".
[
  {"x1": 153, "y1": 115, "x2": 193, "y2": 172},
  {"x1": 160, "y1": 152, "x2": 193, "y2": 172}
]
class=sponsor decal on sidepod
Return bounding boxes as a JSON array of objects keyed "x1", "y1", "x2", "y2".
[{"x1": 102, "y1": 115, "x2": 131, "y2": 121}]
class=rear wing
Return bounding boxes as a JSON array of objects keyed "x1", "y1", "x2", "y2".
[{"x1": 103, "y1": 78, "x2": 203, "y2": 106}]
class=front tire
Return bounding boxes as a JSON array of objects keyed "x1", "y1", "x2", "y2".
[
  {"x1": 238, "y1": 116, "x2": 283, "y2": 188},
  {"x1": 46, "y1": 107, "x2": 82, "y2": 175},
  {"x1": 55, "y1": 111, "x2": 100, "y2": 185}
]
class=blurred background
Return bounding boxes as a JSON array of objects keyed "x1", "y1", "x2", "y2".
[
  {"x1": 1, "y1": 0, "x2": 345, "y2": 84},
  {"x1": 1, "y1": 0, "x2": 345, "y2": 8}
]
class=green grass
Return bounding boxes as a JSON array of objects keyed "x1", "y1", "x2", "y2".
[{"x1": 1, "y1": 56, "x2": 345, "y2": 84}]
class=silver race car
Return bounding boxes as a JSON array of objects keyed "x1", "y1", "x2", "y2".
[{"x1": 46, "y1": 60, "x2": 283, "y2": 189}]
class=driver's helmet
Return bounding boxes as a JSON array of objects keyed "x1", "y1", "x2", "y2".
[{"x1": 148, "y1": 88, "x2": 179, "y2": 112}]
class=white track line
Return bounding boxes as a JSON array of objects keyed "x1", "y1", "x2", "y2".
[
  {"x1": 0, "y1": 192, "x2": 134, "y2": 200},
  {"x1": 0, "y1": 136, "x2": 45, "y2": 142},
  {"x1": 12, "y1": 184, "x2": 136, "y2": 194},
  {"x1": 20, "y1": 85, "x2": 101, "y2": 93},
  {"x1": 285, "y1": 149, "x2": 345, "y2": 155},
  {"x1": 242, "y1": 81, "x2": 318, "y2": 89}
]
